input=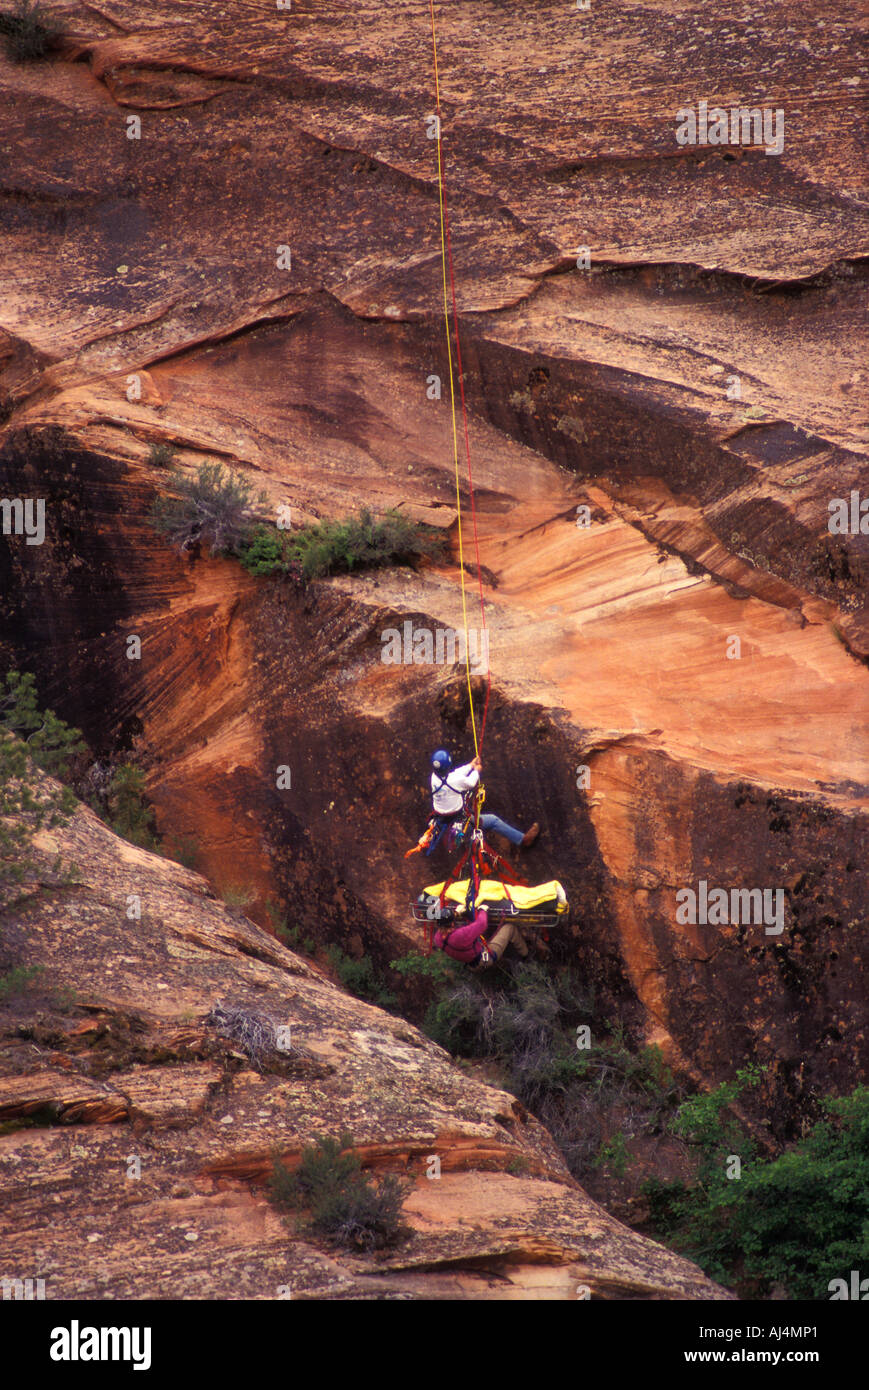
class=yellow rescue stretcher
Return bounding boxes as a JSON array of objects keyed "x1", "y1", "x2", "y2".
[{"x1": 414, "y1": 878, "x2": 569, "y2": 926}]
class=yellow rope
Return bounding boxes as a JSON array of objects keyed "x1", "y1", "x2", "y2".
[{"x1": 429, "y1": 0, "x2": 478, "y2": 756}]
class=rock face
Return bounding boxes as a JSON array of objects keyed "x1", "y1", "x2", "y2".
[
  {"x1": 0, "y1": 784, "x2": 727, "y2": 1299},
  {"x1": 0, "y1": 3, "x2": 867, "y2": 1162}
]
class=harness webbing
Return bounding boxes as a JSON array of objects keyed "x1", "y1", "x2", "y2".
[{"x1": 431, "y1": 769, "x2": 464, "y2": 802}]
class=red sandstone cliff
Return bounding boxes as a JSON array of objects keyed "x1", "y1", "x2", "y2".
[{"x1": 0, "y1": 0, "x2": 867, "y2": 1297}]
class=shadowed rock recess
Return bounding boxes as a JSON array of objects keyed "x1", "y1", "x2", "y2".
[{"x1": 0, "y1": 0, "x2": 866, "y2": 1300}]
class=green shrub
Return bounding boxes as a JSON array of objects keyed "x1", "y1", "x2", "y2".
[
  {"x1": 270, "y1": 1134, "x2": 410, "y2": 1251},
  {"x1": 732, "y1": 1088, "x2": 869, "y2": 1298},
  {"x1": 506, "y1": 1155, "x2": 530, "y2": 1176},
  {"x1": 425, "y1": 960, "x2": 577, "y2": 1061},
  {"x1": 1, "y1": 671, "x2": 84, "y2": 779},
  {"x1": 593, "y1": 1132, "x2": 630, "y2": 1179},
  {"x1": 644, "y1": 1082, "x2": 869, "y2": 1298},
  {"x1": 0, "y1": 1, "x2": 61, "y2": 62},
  {"x1": 1, "y1": 671, "x2": 84, "y2": 907},
  {"x1": 312, "y1": 1172, "x2": 410, "y2": 1251},
  {"x1": 237, "y1": 507, "x2": 446, "y2": 584},
  {"x1": 147, "y1": 442, "x2": 176, "y2": 469},
  {"x1": 106, "y1": 764, "x2": 158, "y2": 850},
  {"x1": 669, "y1": 1063, "x2": 763, "y2": 1172},
  {"x1": 390, "y1": 949, "x2": 462, "y2": 986},
  {"x1": 149, "y1": 462, "x2": 265, "y2": 555},
  {"x1": 0, "y1": 963, "x2": 44, "y2": 1000},
  {"x1": 423, "y1": 977, "x2": 491, "y2": 1055},
  {"x1": 235, "y1": 526, "x2": 300, "y2": 581},
  {"x1": 326, "y1": 945, "x2": 396, "y2": 1009},
  {"x1": 238, "y1": 525, "x2": 280, "y2": 574},
  {"x1": 421, "y1": 961, "x2": 680, "y2": 1178},
  {"x1": 265, "y1": 901, "x2": 296, "y2": 944}
]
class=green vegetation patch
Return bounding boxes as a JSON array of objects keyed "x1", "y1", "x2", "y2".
[
  {"x1": 238, "y1": 506, "x2": 446, "y2": 583},
  {"x1": 326, "y1": 944, "x2": 396, "y2": 1010},
  {"x1": 149, "y1": 458, "x2": 446, "y2": 588},
  {"x1": 413, "y1": 959, "x2": 679, "y2": 1178},
  {"x1": 644, "y1": 1078, "x2": 869, "y2": 1299},
  {"x1": 270, "y1": 1133, "x2": 410, "y2": 1251},
  {"x1": 105, "y1": 764, "x2": 158, "y2": 850},
  {"x1": 1, "y1": 671, "x2": 84, "y2": 908}
]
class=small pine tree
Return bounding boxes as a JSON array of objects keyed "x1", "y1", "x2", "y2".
[
  {"x1": 326, "y1": 945, "x2": 396, "y2": 1009},
  {"x1": 0, "y1": 671, "x2": 84, "y2": 777},
  {"x1": 106, "y1": 765, "x2": 157, "y2": 849},
  {"x1": 236, "y1": 526, "x2": 285, "y2": 576},
  {"x1": 0, "y1": 671, "x2": 84, "y2": 907}
]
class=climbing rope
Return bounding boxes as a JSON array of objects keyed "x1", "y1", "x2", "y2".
[{"x1": 428, "y1": 0, "x2": 491, "y2": 758}]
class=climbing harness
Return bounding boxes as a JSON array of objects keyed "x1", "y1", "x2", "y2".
[{"x1": 404, "y1": 781, "x2": 478, "y2": 861}]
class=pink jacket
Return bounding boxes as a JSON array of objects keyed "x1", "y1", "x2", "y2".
[{"x1": 433, "y1": 908, "x2": 490, "y2": 963}]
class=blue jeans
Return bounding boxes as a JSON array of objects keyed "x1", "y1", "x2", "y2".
[{"x1": 480, "y1": 813, "x2": 523, "y2": 846}]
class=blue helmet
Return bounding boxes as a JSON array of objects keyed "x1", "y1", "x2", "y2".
[{"x1": 431, "y1": 749, "x2": 452, "y2": 773}]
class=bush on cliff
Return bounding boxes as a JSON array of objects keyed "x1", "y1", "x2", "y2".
[
  {"x1": 237, "y1": 507, "x2": 446, "y2": 583},
  {"x1": 0, "y1": 671, "x2": 84, "y2": 909},
  {"x1": 326, "y1": 944, "x2": 396, "y2": 1009},
  {"x1": 150, "y1": 460, "x2": 444, "y2": 581},
  {"x1": 390, "y1": 948, "x2": 462, "y2": 987},
  {"x1": 416, "y1": 959, "x2": 679, "y2": 1177},
  {"x1": 235, "y1": 525, "x2": 302, "y2": 584},
  {"x1": 644, "y1": 1079, "x2": 869, "y2": 1298},
  {"x1": 0, "y1": 1, "x2": 61, "y2": 62},
  {"x1": 270, "y1": 1134, "x2": 410, "y2": 1251},
  {"x1": 105, "y1": 764, "x2": 158, "y2": 850},
  {"x1": 147, "y1": 442, "x2": 175, "y2": 469},
  {"x1": 0, "y1": 672, "x2": 84, "y2": 779},
  {"x1": 149, "y1": 463, "x2": 265, "y2": 555},
  {"x1": 0, "y1": 962, "x2": 45, "y2": 1000}
]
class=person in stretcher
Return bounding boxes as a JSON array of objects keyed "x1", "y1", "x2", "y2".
[
  {"x1": 432, "y1": 903, "x2": 527, "y2": 968},
  {"x1": 418, "y1": 879, "x2": 569, "y2": 969}
]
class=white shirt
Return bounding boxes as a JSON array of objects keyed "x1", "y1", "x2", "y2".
[{"x1": 431, "y1": 761, "x2": 479, "y2": 816}]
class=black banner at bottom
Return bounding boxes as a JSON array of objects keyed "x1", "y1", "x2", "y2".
[{"x1": 5, "y1": 1295, "x2": 864, "y2": 1377}]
